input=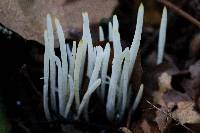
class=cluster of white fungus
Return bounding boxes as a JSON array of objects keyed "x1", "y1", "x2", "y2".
[{"x1": 43, "y1": 4, "x2": 167, "y2": 122}]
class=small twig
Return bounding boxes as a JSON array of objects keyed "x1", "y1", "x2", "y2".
[
  {"x1": 146, "y1": 100, "x2": 195, "y2": 133},
  {"x1": 157, "y1": 0, "x2": 200, "y2": 29}
]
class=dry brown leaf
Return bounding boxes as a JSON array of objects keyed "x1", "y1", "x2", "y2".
[
  {"x1": 179, "y1": 60, "x2": 200, "y2": 110},
  {"x1": 151, "y1": 71, "x2": 173, "y2": 132},
  {"x1": 153, "y1": 72, "x2": 172, "y2": 107},
  {"x1": 0, "y1": 0, "x2": 117, "y2": 44},
  {"x1": 155, "y1": 107, "x2": 172, "y2": 133},
  {"x1": 158, "y1": 72, "x2": 172, "y2": 93},
  {"x1": 153, "y1": 91, "x2": 166, "y2": 108},
  {"x1": 172, "y1": 101, "x2": 200, "y2": 124}
]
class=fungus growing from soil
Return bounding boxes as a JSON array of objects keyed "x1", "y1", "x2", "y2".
[{"x1": 43, "y1": 3, "x2": 145, "y2": 122}]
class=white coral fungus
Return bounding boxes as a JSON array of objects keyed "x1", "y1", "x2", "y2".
[{"x1": 43, "y1": 3, "x2": 144, "y2": 121}]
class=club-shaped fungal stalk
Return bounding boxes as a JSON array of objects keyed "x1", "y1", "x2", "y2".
[
  {"x1": 100, "y1": 43, "x2": 111, "y2": 102},
  {"x1": 119, "y1": 48, "x2": 130, "y2": 120},
  {"x1": 106, "y1": 50, "x2": 128, "y2": 121},
  {"x1": 83, "y1": 13, "x2": 96, "y2": 79},
  {"x1": 64, "y1": 75, "x2": 75, "y2": 118},
  {"x1": 99, "y1": 26, "x2": 105, "y2": 41},
  {"x1": 68, "y1": 41, "x2": 77, "y2": 79},
  {"x1": 77, "y1": 79, "x2": 101, "y2": 119},
  {"x1": 88, "y1": 46, "x2": 104, "y2": 87},
  {"x1": 55, "y1": 18, "x2": 69, "y2": 112},
  {"x1": 74, "y1": 40, "x2": 85, "y2": 110},
  {"x1": 47, "y1": 14, "x2": 57, "y2": 111},
  {"x1": 132, "y1": 84, "x2": 144, "y2": 112},
  {"x1": 43, "y1": 30, "x2": 51, "y2": 120},
  {"x1": 108, "y1": 22, "x2": 113, "y2": 41},
  {"x1": 84, "y1": 46, "x2": 104, "y2": 119},
  {"x1": 112, "y1": 15, "x2": 122, "y2": 55},
  {"x1": 53, "y1": 55, "x2": 64, "y2": 115},
  {"x1": 129, "y1": 3, "x2": 144, "y2": 79},
  {"x1": 157, "y1": 7, "x2": 167, "y2": 65}
]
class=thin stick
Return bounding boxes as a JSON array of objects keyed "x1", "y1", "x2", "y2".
[
  {"x1": 157, "y1": 0, "x2": 200, "y2": 29},
  {"x1": 146, "y1": 100, "x2": 195, "y2": 133}
]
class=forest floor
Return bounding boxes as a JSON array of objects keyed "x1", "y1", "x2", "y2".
[{"x1": 0, "y1": 0, "x2": 200, "y2": 133}]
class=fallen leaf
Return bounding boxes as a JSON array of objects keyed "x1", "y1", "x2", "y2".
[
  {"x1": 176, "y1": 60, "x2": 200, "y2": 110},
  {"x1": 172, "y1": 101, "x2": 200, "y2": 124},
  {"x1": 155, "y1": 107, "x2": 172, "y2": 133},
  {"x1": 0, "y1": 0, "x2": 117, "y2": 44},
  {"x1": 153, "y1": 72, "x2": 172, "y2": 107},
  {"x1": 158, "y1": 72, "x2": 172, "y2": 93}
]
